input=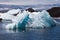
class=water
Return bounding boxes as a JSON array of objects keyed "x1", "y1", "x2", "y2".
[
  {"x1": 0, "y1": 19, "x2": 59, "y2": 40},
  {"x1": 0, "y1": 4, "x2": 60, "y2": 40},
  {"x1": 0, "y1": 4, "x2": 60, "y2": 12}
]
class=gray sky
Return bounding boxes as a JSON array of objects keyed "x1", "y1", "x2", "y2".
[{"x1": 0, "y1": 0, "x2": 59, "y2": 5}]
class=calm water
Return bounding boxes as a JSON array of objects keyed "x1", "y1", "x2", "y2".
[{"x1": 0, "y1": 19, "x2": 60, "y2": 40}]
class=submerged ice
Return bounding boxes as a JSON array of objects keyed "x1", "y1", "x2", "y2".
[{"x1": 5, "y1": 9, "x2": 56, "y2": 30}]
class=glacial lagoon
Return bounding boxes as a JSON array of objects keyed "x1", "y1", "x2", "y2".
[{"x1": 0, "y1": 19, "x2": 59, "y2": 40}]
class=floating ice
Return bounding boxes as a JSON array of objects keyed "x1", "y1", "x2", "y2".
[
  {"x1": 5, "y1": 10, "x2": 56, "y2": 30},
  {"x1": 6, "y1": 9, "x2": 21, "y2": 15},
  {"x1": 25, "y1": 10, "x2": 56, "y2": 28},
  {"x1": 5, "y1": 23, "x2": 16, "y2": 30},
  {"x1": 0, "y1": 9, "x2": 21, "y2": 20},
  {"x1": 6, "y1": 10, "x2": 29, "y2": 30}
]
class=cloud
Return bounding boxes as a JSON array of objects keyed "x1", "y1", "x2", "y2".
[{"x1": 0, "y1": 0, "x2": 59, "y2": 5}]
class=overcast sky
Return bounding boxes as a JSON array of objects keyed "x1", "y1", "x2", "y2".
[{"x1": 0, "y1": 0, "x2": 59, "y2": 5}]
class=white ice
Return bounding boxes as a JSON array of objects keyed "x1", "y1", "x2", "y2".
[
  {"x1": 6, "y1": 10, "x2": 29, "y2": 29},
  {"x1": 5, "y1": 10, "x2": 56, "y2": 30},
  {"x1": 0, "y1": 9, "x2": 21, "y2": 20},
  {"x1": 6, "y1": 9, "x2": 21, "y2": 15},
  {"x1": 26, "y1": 10, "x2": 56, "y2": 28}
]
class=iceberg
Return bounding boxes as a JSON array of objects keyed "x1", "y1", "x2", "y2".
[
  {"x1": 6, "y1": 9, "x2": 21, "y2": 15},
  {"x1": 25, "y1": 10, "x2": 56, "y2": 28},
  {"x1": 5, "y1": 23, "x2": 16, "y2": 30},
  {"x1": 40, "y1": 10, "x2": 56, "y2": 27},
  {"x1": 0, "y1": 9, "x2": 21, "y2": 21},
  {"x1": 6, "y1": 11, "x2": 29, "y2": 30},
  {"x1": 5, "y1": 10, "x2": 56, "y2": 30}
]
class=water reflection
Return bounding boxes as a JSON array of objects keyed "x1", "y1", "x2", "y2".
[
  {"x1": 5, "y1": 27, "x2": 54, "y2": 33},
  {"x1": 0, "y1": 19, "x2": 60, "y2": 40},
  {"x1": 6, "y1": 28, "x2": 26, "y2": 33},
  {"x1": 1, "y1": 21, "x2": 56, "y2": 33}
]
